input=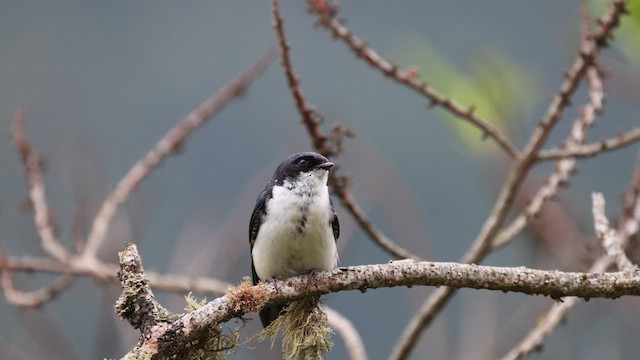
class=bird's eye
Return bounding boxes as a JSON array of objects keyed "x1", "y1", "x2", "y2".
[{"x1": 297, "y1": 158, "x2": 308, "y2": 165}]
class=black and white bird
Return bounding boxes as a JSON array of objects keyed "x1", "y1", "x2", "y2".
[{"x1": 249, "y1": 152, "x2": 339, "y2": 327}]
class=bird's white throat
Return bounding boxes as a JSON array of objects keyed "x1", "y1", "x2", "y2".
[{"x1": 252, "y1": 169, "x2": 337, "y2": 280}]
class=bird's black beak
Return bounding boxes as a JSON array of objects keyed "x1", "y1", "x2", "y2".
[{"x1": 316, "y1": 162, "x2": 334, "y2": 170}]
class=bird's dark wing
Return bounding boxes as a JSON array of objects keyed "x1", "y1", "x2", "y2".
[
  {"x1": 330, "y1": 196, "x2": 339, "y2": 242},
  {"x1": 249, "y1": 187, "x2": 284, "y2": 327},
  {"x1": 249, "y1": 187, "x2": 270, "y2": 286}
]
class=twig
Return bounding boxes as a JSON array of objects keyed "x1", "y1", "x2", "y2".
[
  {"x1": 537, "y1": 127, "x2": 640, "y2": 160},
  {"x1": 0, "y1": 255, "x2": 232, "y2": 295},
  {"x1": 325, "y1": 307, "x2": 368, "y2": 360},
  {"x1": 271, "y1": 0, "x2": 332, "y2": 156},
  {"x1": 501, "y1": 153, "x2": 640, "y2": 360},
  {"x1": 272, "y1": 0, "x2": 420, "y2": 260},
  {"x1": 499, "y1": 5, "x2": 631, "y2": 356},
  {"x1": 333, "y1": 183, "x2": 422, "y2": 260},
  {"x1": 81, "y1": 48, "x2": 276, "y2": 260},
  {"x1": 391, "y1": 1, "x2": 627, "y2": 358},
  {"x1": 0, "y1": 248, "x2": 75, "y2": 308},
  {"x1": 11, "y1": 108, "x2": 70, "y2": 263},
  {"x1": 492, "y1": 65, "x2": 605, "y2": 251},
  {"x1": 0, "y1": 273, "x2": 74, "y2": 308},
  {"x1": 500, "y1": 232, "x2": 635, "y2": 360},
  {"x1": 592, "y1": 193, "x2": 637, "y2": 271},
  {"x1": 306, "y1": 0, "x2": 520, "y2": 159}
]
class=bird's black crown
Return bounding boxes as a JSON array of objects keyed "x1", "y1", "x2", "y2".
[{"x1": 272, "y1": 152, "x2": 333, "y2": 185}]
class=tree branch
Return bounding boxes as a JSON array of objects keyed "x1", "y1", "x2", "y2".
[
  {"x1": 118, "y1": 243, "x2": 640, "y2": 357},
  {"x1": 0, "y1": 254, "x2": 232, "y2": 295},
  {"x1": 80, "y1": 48, "x2": 276, "y2": 261},
  {"x1": 502, "y1": 179, "x2": 640, "y2": 360},
  {"x1": 271, "y1": 0, "x2": 333, "y2": 156},
  {"x1": 271, "y1": 0, "x2": 420, "y2": 260},
  {"x1": 537, "y1": 127, "x2": 640, "y2": 161},
  {"x1": 492, "y1": 63, "x2": 606, "y2": 251},
  {"x1": 115, "y1": 244, "x2": 172, "y2": 337},
  {"x1": 11, "y1": 108, "x2": 70, "y2": 263},
  {"x1": 306, "y1": 0, "x2": 520, "y2": 159},
  {"x1": 391, "y1": 1, "x2": 628, "y2": 358},
  {"x1": 0, "y1": 269, "x2": 75, "y2": 309},
  {"x1": 593, "y1": 193, "x2": 637, "y2": 271}
]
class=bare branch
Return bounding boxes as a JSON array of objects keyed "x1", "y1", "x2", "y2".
[
  {"x1": 592, "y1": 193, "x2": 637, "y2": 271},
  {"x1": 306, "y1": 0, "x2": 520, "y2": 159},
  {"x1": 0, "y1": 255, "x2": 232, "y2": 295},
  {"x1": 537, "y1": 127, "x2": 640, "y2": 160},
  {"x1": 272, "y1": 0, "x2": 420, "y2": 260},
  {"x1": 0, "y1": 272, "x2": 74, "y2": 309},
  {"x1": 0, "y1": 247, "x2": 75, "y2": 308},
  {"x1": 81, "y1": 48, "x2": 276, "y2": 260},
  {"x1": 11, "y1": 108, "x2": 70, "y2": 263},
  {"x1": 499, "y1": 296, "x2": 579, "y2": 360},
  {"x1": 271, "y1": 0, "x2": 332, "y2": 156},
  {"x1": 332, "y1": 183, "x2": 422, "y2": 260},
  {"x1": 391, "y1": 1, "x2": 627, "y2": 357},
  {"x1": 500, "y1": 246, "x2": 631, "y2": 360},
  {"x1": 492, "y1": 65, "x2": 606, "y2": 251},
  {"x1": 501, "y1": 130, "x2": 639, "y2": 360}
]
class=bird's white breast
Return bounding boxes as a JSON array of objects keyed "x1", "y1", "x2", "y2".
[{"x1": 252, "y1": 171, "x2": 338, "y2": 280}]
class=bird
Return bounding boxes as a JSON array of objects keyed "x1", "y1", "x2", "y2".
[{"x1": 249, "y1": 152, "x2": 339, "y2": 327}]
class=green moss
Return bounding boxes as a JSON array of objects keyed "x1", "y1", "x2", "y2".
[
  {"x1": 185, "y1": 292, "x2": 208, "y2": 312},
  {"x1": 257, "y1": 297, "x2": 333, "y2": 360}
]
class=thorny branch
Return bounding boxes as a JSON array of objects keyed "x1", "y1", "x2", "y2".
[
  {"x1": 491, "y1": 58, "x2": 606, "y2": 251},
  {"x1": 271, "y1": 0, "x2": 332, "y2": 156},
  {"x1": 271, "y1": 0, "x2": 421, "y2": 260},
  {"x1": 498, "y1": 2, "x2": 632, "y2": 358},
  {"x1": 307, "y1": 0, "x2": 520, "y2": 159},
  {"x1": 390, "y1": 0, "x2": 628, "y2": 358}
]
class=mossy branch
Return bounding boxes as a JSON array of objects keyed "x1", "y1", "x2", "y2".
[{"x1": 116, "y1": 243, "x2": 640, "y2": 358}]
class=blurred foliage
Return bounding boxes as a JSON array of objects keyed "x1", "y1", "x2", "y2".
[
  {"x1": 615, "y1": 0, "x2": 640, "y2": 65},
  {"x1": 592, "y1": 0, "x2": 640, "y2": 65},
  {"x1": 395, "y1": 34, "x2": 541, "y2": 156}
]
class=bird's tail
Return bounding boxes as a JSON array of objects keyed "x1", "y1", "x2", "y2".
[{"x1": 259, "y1": 304, "x2": 286, "y2": 328}]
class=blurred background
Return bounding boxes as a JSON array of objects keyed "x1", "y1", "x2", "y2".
[{"x1": 1, "y1": 1, "x2": 639, "y2": 359}]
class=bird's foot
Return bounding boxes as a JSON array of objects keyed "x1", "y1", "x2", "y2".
[
  {"x1": 304, "y1": 269, "x2": 319, "y2": 290},
  {"x1": 272, "y1": 275, "x2": 284, "y2": 293}
]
